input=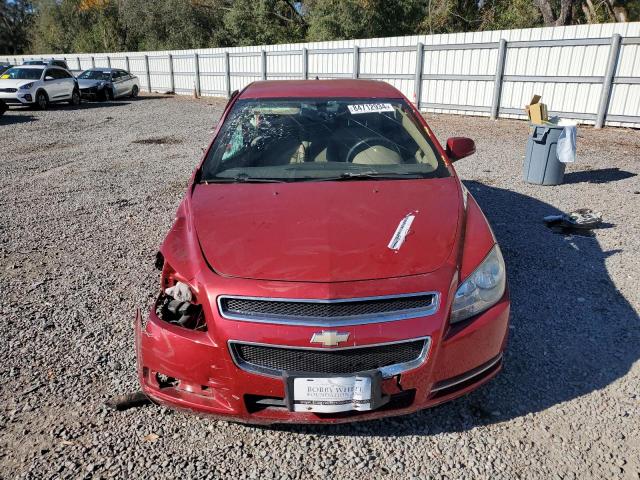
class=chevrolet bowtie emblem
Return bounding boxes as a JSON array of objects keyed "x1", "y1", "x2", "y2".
[{"x1": 310, "y1": 330, "x2": 350, "y2": 347}]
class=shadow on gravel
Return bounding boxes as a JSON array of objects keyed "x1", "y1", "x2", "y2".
[
  {"x1": 563, "y1": 167, "x2": 636, "y2": 184},
  {"x1": 0, "y1": 113, "x2": 38, "y2": 125},
  {"x1": 269, "y1": 181, "x2": 639, "y2": 437}
]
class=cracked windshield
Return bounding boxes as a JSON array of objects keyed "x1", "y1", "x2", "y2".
[{"x1": 200, "y1": 98, "x2": 450, "y2": 183}]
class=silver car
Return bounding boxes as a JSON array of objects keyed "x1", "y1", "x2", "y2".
[{"x1": 77, "y1": 68, "x2": 140, "y2": 101}]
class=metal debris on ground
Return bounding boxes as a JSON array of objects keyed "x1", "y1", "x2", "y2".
[{"x1": 543, "y1": 208, "x2": 603, "y2": 236}]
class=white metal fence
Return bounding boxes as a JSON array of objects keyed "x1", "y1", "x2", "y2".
[{"x1": 4, "y1": 22, "x2": 640, "y2": 128}]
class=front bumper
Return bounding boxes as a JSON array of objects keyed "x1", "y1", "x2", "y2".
[
  {"x1": 135, "y1": 289, "x2": 510, "y2": 424},
  {"x1": 80, "y1": 86, "x2": 106, "y2": 99},
  {"x1": 0, "y1": 90, "x2": 34, "y2": 105}
]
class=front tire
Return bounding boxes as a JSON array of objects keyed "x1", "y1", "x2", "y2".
[
  {"x1": 69, "y1": 89, "x2": 81, "y2": 106},
  {"x1": 36, "y1": 91, "x2": 48, "y2": 110},
  {"x1": 130, "y1": 85, "x2": 139, "y2": 98}
]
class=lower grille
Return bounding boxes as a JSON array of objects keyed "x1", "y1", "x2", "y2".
[
  {"x1": 0, "y1": 88, "x2": 17, "y2": 93},
  {"x1": 229, "y1": 338, "x2": 429, "y2": 377}
]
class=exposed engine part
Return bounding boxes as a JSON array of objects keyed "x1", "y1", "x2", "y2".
[
  {"x1": 105, "y1": 391, "x2": 151, "y2": 411},
  {"x1": 164, "y1": 281, "x2": 193, "y2": 302},
  {"x1": 156, "y1": 294, "x2": 206, "y2": 331}
]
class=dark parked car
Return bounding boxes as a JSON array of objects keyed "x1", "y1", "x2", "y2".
[
  {"x1": 77, "y1": 68, "x2": 140, "y2": 100},
  {"x1": 0, "y1": 64, "x2": 14, "y2": 75},
  {"x1": 23, "y1": 59, "x2": 70, "y2": 71}
]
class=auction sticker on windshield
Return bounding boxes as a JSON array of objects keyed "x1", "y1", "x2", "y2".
[
  {"x1": 347, "y1": 103, "x2": 395, "y2": 114},
  {"x1": 293, "y1": 376, "x2": 373, "y2": 413}
]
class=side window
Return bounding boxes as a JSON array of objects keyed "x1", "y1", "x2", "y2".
[
  {"x1": 44, "y1": 69, "x2": 57, "y2": 80},
  {"x1": 119, "y1": 70, "x2": 129, "y2": 79},
  {"x1": 112, "y1": 71, "x2": 121, "y2": 80},
  {"x1": 58, "y1": 69, "x2": 72, "y2": 78}
]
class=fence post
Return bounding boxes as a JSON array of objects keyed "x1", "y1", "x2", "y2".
[
  {"x1": 144, "y1": 54, "x2": 151, "y2": 93},
  {"x1": 352, "y1": 46, "x2": 359, "y2": 79},
  {"x1": 168, "y1": 54, "x2": 175, "y2": 93},
  {"x1": 76, "y1": 57, "x2": 81, "y2": 70},
  {"x1": 595, "y1": 33, "x2": 622, "y2": 129},
  {"x1": 125, "y1": 56, "x2": 130, "y2": 73},
  {"x1": 491, "y1": 39, "x2": 507, "y2": 120},
  {"x1": 414, "y1": 42, "x2": 424, "y2": 109},
  {"x1": 302, "y1": 47, "x2": 308, "y2": 80},
  {"x1": 261, "y1": 50, "x2": 267, "y2": 80},
  {"x1": 91, "y1": 56, "x2": 95, "y2": 68},
  {"x1": 224, "y1": 51, "x2": 231, "y2": 98},
  {"x1": 107, "y1": 55, "x2": 111, "y2": 68},
  {"x1": 193, "y1": 53, "x2": 201, "y2": 96}
]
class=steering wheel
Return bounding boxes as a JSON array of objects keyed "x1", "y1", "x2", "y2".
[{"x1": 345, "y1": 137, "x2": 402, "y2": 163}]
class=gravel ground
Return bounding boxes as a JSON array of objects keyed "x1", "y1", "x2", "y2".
[{"x1": 1, "y1": 94, "x2": 638, "y2": 479}]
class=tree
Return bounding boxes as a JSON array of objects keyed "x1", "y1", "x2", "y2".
[
  {"x1": 418, "y1": 0, "x2": 483, "y2": 34},
  {"x1": 533, "y1": 0, "x2": 574, "y2": 25},
  {"x1": 0, "y1": 0, "x2": 33, "y2": 54},
  {"x1": 222, "y1": 0, "x2": 306, "y2": 46},
  {"x1": 305, "y1": 0, "x2": 427, "y2": 41},
  {"x1": 478, "y1": 0, "x2": 542, "y2": 31}
]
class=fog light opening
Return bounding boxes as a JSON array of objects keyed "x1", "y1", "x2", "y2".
[{"x1": 156, "y1": 373, "x2": 179, "y2": 389}]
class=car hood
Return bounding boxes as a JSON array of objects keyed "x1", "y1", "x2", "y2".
[
  {"x1": 191, "y1": 178, "x2": 461, "y2": 283},
  {"x1": 0, "y1": 79, "x2": 37, "y2": 89},
  {"x1": 78, "y1": 79, "x2": 105, "y2": 88}
]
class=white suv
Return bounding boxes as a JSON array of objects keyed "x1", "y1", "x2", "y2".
[{"x1": 0, "y1": 65, "x2": 80, "y2": 109}]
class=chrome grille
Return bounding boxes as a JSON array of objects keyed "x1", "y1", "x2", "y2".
[
  {"x1": 218, "y1": 293, "x2": 438, "y2": 326},
  {"x1": 229, "y1": 338, "x2": 430, "y2": 377}
]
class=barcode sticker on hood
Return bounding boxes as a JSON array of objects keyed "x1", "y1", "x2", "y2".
[
  {"x1": 348, "y1": 103, "x2": 395, "y2": 115},
  {"x1": 388, "y1": 212, "x2": 416, "y2": 251}
]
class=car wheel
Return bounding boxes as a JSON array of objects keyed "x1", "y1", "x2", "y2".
[
  {"x1": 69, "y1": 89, "x2": 81, "y2": 106},
  {"x1": 36, "y1": 91, "x2": 48, "y2": 110},
  {"x1": 130, "y1": 85, "x2": 139, "y2": 98}
]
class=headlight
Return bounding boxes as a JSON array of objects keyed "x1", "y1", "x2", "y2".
[
  {"x1": 450, "y1": 245, "x2": 506, "y2": 323},
  {"x1": 19, "y1": 82, "x2": 34, "y2": 90}
]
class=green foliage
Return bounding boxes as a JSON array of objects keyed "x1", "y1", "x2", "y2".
[
  {"x1": 0, "y1": 0, "x2": 34, "y2": 55},
  {"x1": 223, "y1": 0, "x2": 306, "y2": 46},
  {"x1": 1, "y1": 0, "x2": 638, "y2": 56},
  {"x1": 479, "y1": 0, "x2": 543, "y2": 31},
  {"x1": 305, "y1": 0, "x2": 426, "y2": 41}
]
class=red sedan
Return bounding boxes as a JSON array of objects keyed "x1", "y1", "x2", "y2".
[{"x1": 135, "y1": 80, "x2": 510, "y2": 424}]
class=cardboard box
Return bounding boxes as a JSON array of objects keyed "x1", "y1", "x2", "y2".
[{"x1": 525, "y1": 95, "x2": 548, "y2": 125}]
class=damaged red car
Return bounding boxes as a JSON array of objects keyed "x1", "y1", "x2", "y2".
[{"x1": 135, "y1": 80, "x2": 510, "y2": 424}]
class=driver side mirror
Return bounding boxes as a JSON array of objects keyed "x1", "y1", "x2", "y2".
[
  {"x1": 44, "y1": 76, "x2": 54, "y2": 81},
  {"x1": 445, "y1": 137, "x2": 476, "y2": 162}
]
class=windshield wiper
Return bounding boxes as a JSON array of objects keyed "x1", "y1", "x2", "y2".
[
  {"x1": 201, "y1": 174, "x2": 285, "y2": 184},
  {"x1": 316, "y1": 171, "x2": 427, "y2": 181}
]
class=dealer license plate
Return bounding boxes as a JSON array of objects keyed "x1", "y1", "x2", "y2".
[{"x1": 292, "y1": 376, "x2": 373, "y2": 413}]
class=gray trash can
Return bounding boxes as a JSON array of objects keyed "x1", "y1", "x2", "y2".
[{"x1": 523, "y1": 125, "x2": 566, "y2": 185}]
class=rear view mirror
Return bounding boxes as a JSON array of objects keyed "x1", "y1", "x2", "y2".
[{"x1": 446, "y1": 137, "x2": 476, "y2": 161}]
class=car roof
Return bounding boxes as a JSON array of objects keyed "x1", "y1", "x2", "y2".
[
  {"x1": 85, "y1": 68, "x2": 116, "y2": 72},
  {"x1": 16, "y1": 65, "x2": 46, "y2": 69},
  {"x1": 238, "y1": 80, "x2": 404, "y2": 100}
]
